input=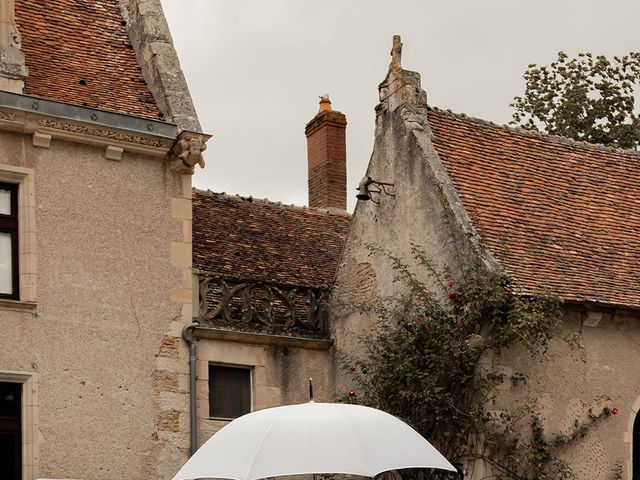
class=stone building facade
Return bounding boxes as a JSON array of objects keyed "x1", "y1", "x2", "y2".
[
  {"x1": 190, "y1": 97, "x2": 351, "y2": 447},
  {"x1": 331, "y1": 37, "x2": 640, "y2": 480},
  {"x1": 0, "y1": 1, "x2": 208, "y2": 479}
]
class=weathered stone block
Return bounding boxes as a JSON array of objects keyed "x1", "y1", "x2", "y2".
[
  {"x1": 156, "y1": 409, "x2": 180, "y2": 432},
  {"x1": 152, "y1": 370, "x2": 179, "y2": 393},
  {"x1": 158, "y1": 335, "x2": 180, "y2": 359}
]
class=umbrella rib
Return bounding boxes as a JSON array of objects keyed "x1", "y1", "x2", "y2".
[{"x1": 244, "y1": 415, "x2": 279, "y2": 480}]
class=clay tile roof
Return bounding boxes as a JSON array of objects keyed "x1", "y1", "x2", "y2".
[
  {"x1": 15, "y1": 0, "x2": 162, "y2": 120},
  {"x1": 193, "y1": 190, "x2": 351, "y2": 288},
  {"x1": 428, "y1": 107, "x2": 640, "y2": 309}
]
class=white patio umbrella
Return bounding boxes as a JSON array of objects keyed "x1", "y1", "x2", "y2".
[{"x1": 171, "y1": 401, "x2": 456, "y2": 480}]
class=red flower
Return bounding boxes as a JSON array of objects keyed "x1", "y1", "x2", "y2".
[
  {"x1": 348, "y1": 390, "x2": 357, "y2": 398},
  {"x1": 448, "y1": 291, "x2": 457, "y2": 300},
  {"x1": 612, "y1": 407, "x2": 619, "y2": 416},
  {"x1": 447, "y1": 279, "x2": 455, "y2": 288},
  {"x1": 413, "y1": 316, "x2": 423, "y2": 326}
]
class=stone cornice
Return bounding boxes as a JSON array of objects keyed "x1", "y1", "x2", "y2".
[
  {"x1": 193, "y1": 327, "x2": 334, "y2": 351},
  {"x1": 0, "y1": 91, "x2": 180, "y2": 158}
]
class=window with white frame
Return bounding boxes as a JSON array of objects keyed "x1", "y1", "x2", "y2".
[
  {"x1": 0, "y1": 166, "x2": 36, "y2": 305},
  {"x1": 0, "y1": 182, "x2": 18, "y2": 299}
]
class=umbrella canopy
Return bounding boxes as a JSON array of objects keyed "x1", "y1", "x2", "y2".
[{"x1": 172, "y1": 402, "x2": 456, "y2": 480}]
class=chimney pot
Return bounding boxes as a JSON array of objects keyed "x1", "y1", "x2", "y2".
[{"x1": 318, "y1": 94, "x2": 332, "y2": 112}]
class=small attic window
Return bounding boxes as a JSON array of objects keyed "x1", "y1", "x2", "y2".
[{"x1": 78, "y1": 79, "x2": 87, "y2": 86}]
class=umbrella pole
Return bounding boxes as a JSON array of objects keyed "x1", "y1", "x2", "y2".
[
  {"x1": 310, "y1": 379, "x2": 315, "y2": 480},
  {"x1": 310, "y1": 377, "x2": 316, "y2": 480}
]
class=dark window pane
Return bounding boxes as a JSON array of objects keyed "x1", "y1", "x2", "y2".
[
  {"x1": 0, "y1": 382, "x2": 21, "y2": 419},
  {"x1": 209, "y1": 365, "x2": 251, "y2": 419},
  {"x1": 0, "y1": 382, "x2": 21, "y2": 480}
]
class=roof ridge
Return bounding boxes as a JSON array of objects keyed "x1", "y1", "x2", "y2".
[
  {"x1": 192, "y1": 188, "x2": 352, "y2": 217},
  {"x1": 428, "y1": 105, "x2": 640, "y2": 158}
]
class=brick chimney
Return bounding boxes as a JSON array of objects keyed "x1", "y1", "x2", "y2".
[{"x1": 305, "y1": 95, "x2": 347, "y2": 210}]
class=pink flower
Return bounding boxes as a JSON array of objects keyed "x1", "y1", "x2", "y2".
[{"x1": 447, "y1": 279, "x2": 455, "y2": 288}]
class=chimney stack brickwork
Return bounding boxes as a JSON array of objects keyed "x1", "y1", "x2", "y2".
[{"x1": 305, "y1": 104, "x2": 347, "y2": 210}]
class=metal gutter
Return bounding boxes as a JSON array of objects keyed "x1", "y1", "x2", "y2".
[
  {"x1": 182, "y1": 321, "x2": 200, "y2": 456},
  {"x1": 0, "y1": 90, "x2": 178, "y2": 139}
]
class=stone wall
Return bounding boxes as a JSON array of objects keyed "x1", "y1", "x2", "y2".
[
  {"x1": 195, "y1": 340, "x2": 334, "y2": 446},
  {"x1": 481, "y1": 309, "x2": 640, "y2": 480},
  {"x1": 0, "y1": 130, "x2": 190, "y2": 480}
]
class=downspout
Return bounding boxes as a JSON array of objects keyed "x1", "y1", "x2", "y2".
[{"x1": 182, "y1": 321, "x2": 199, "y2": 456}]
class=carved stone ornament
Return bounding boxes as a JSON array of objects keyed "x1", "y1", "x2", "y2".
[
  {"x1": 198, "y1": 275, "x2": 330, "y2": 339},
  {"x1": 0, "y1": 0, "x2": 27, "y2": 80},
  {"x1": 389, "y1": 34, "x2": 402, "y2": 71},
  {"x1": 0, "y1": 109, "x2": 15, "y2": 121},
  {"x1": 168, "y1": 131, "x2": 209, "y2": 174},
  {"x1": 37, "y1": 118, "x2": 166, "y2": 147},
  {"x1": 378, "y1": 35, "x2": 426, "y2": 112}
]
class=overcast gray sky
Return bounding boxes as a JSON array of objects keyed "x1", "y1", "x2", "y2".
[{"x1": 159, "y1": 0, "x2": 639, "y2": 211}]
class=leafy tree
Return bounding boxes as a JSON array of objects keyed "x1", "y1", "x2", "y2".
[{"x1": 511, "y1": 51, "x2": 640, "y2": 149}]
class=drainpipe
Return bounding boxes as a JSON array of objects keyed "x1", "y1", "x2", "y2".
[{"x1": 182, "y1": 321, "x2": 199, "y2": 456}]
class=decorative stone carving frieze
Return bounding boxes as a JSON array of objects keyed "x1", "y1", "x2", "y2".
[
  {"x1": 198, "y1": 275, "x2": 330, "y2": 340},
  {"x1": 0, "y1": 93, "x2": 213, "y2": 167},
  {"x1": 0, "y1": 109, "x2": 14, "y2": 121},
  {"x1": 37, "y1": 118, "x2": 166, "y2": 148},
  {"x1": 0, "y1": 106, "x2": 175, "y2": 159}
]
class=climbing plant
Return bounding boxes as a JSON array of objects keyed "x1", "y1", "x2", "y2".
[{"x1": 340, "y1": 245, "x2": 608, "y2": 479}]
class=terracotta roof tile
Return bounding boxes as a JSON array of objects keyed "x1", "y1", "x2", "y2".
[
  {"x1": 428, "y1": 108, "x2": 640, "y2": 309},
  {"x1": 193, "y1": 190, "x2": 351, "y2": 288},
  {"x1": 15, "y1": 0, "x2": 162, "y2": 119}
]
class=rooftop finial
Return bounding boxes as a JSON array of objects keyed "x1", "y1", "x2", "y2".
[
  {"x1": 390, "y1": 35, "x2": 402, "y2": 71},
  {"x1": 318, "y1": 93, "x2": 331, "y2": 112}
]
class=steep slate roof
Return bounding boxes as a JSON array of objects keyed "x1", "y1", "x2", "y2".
[
  {"x1": 427, "y1": 107, "x2": 640, "y2": 309},
  {"x1": 193, "y1": 190, "x2": 351, "y2": 288},
  {"x1": 14, "y1": 0, "x2": 162, "y2": 119}
]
